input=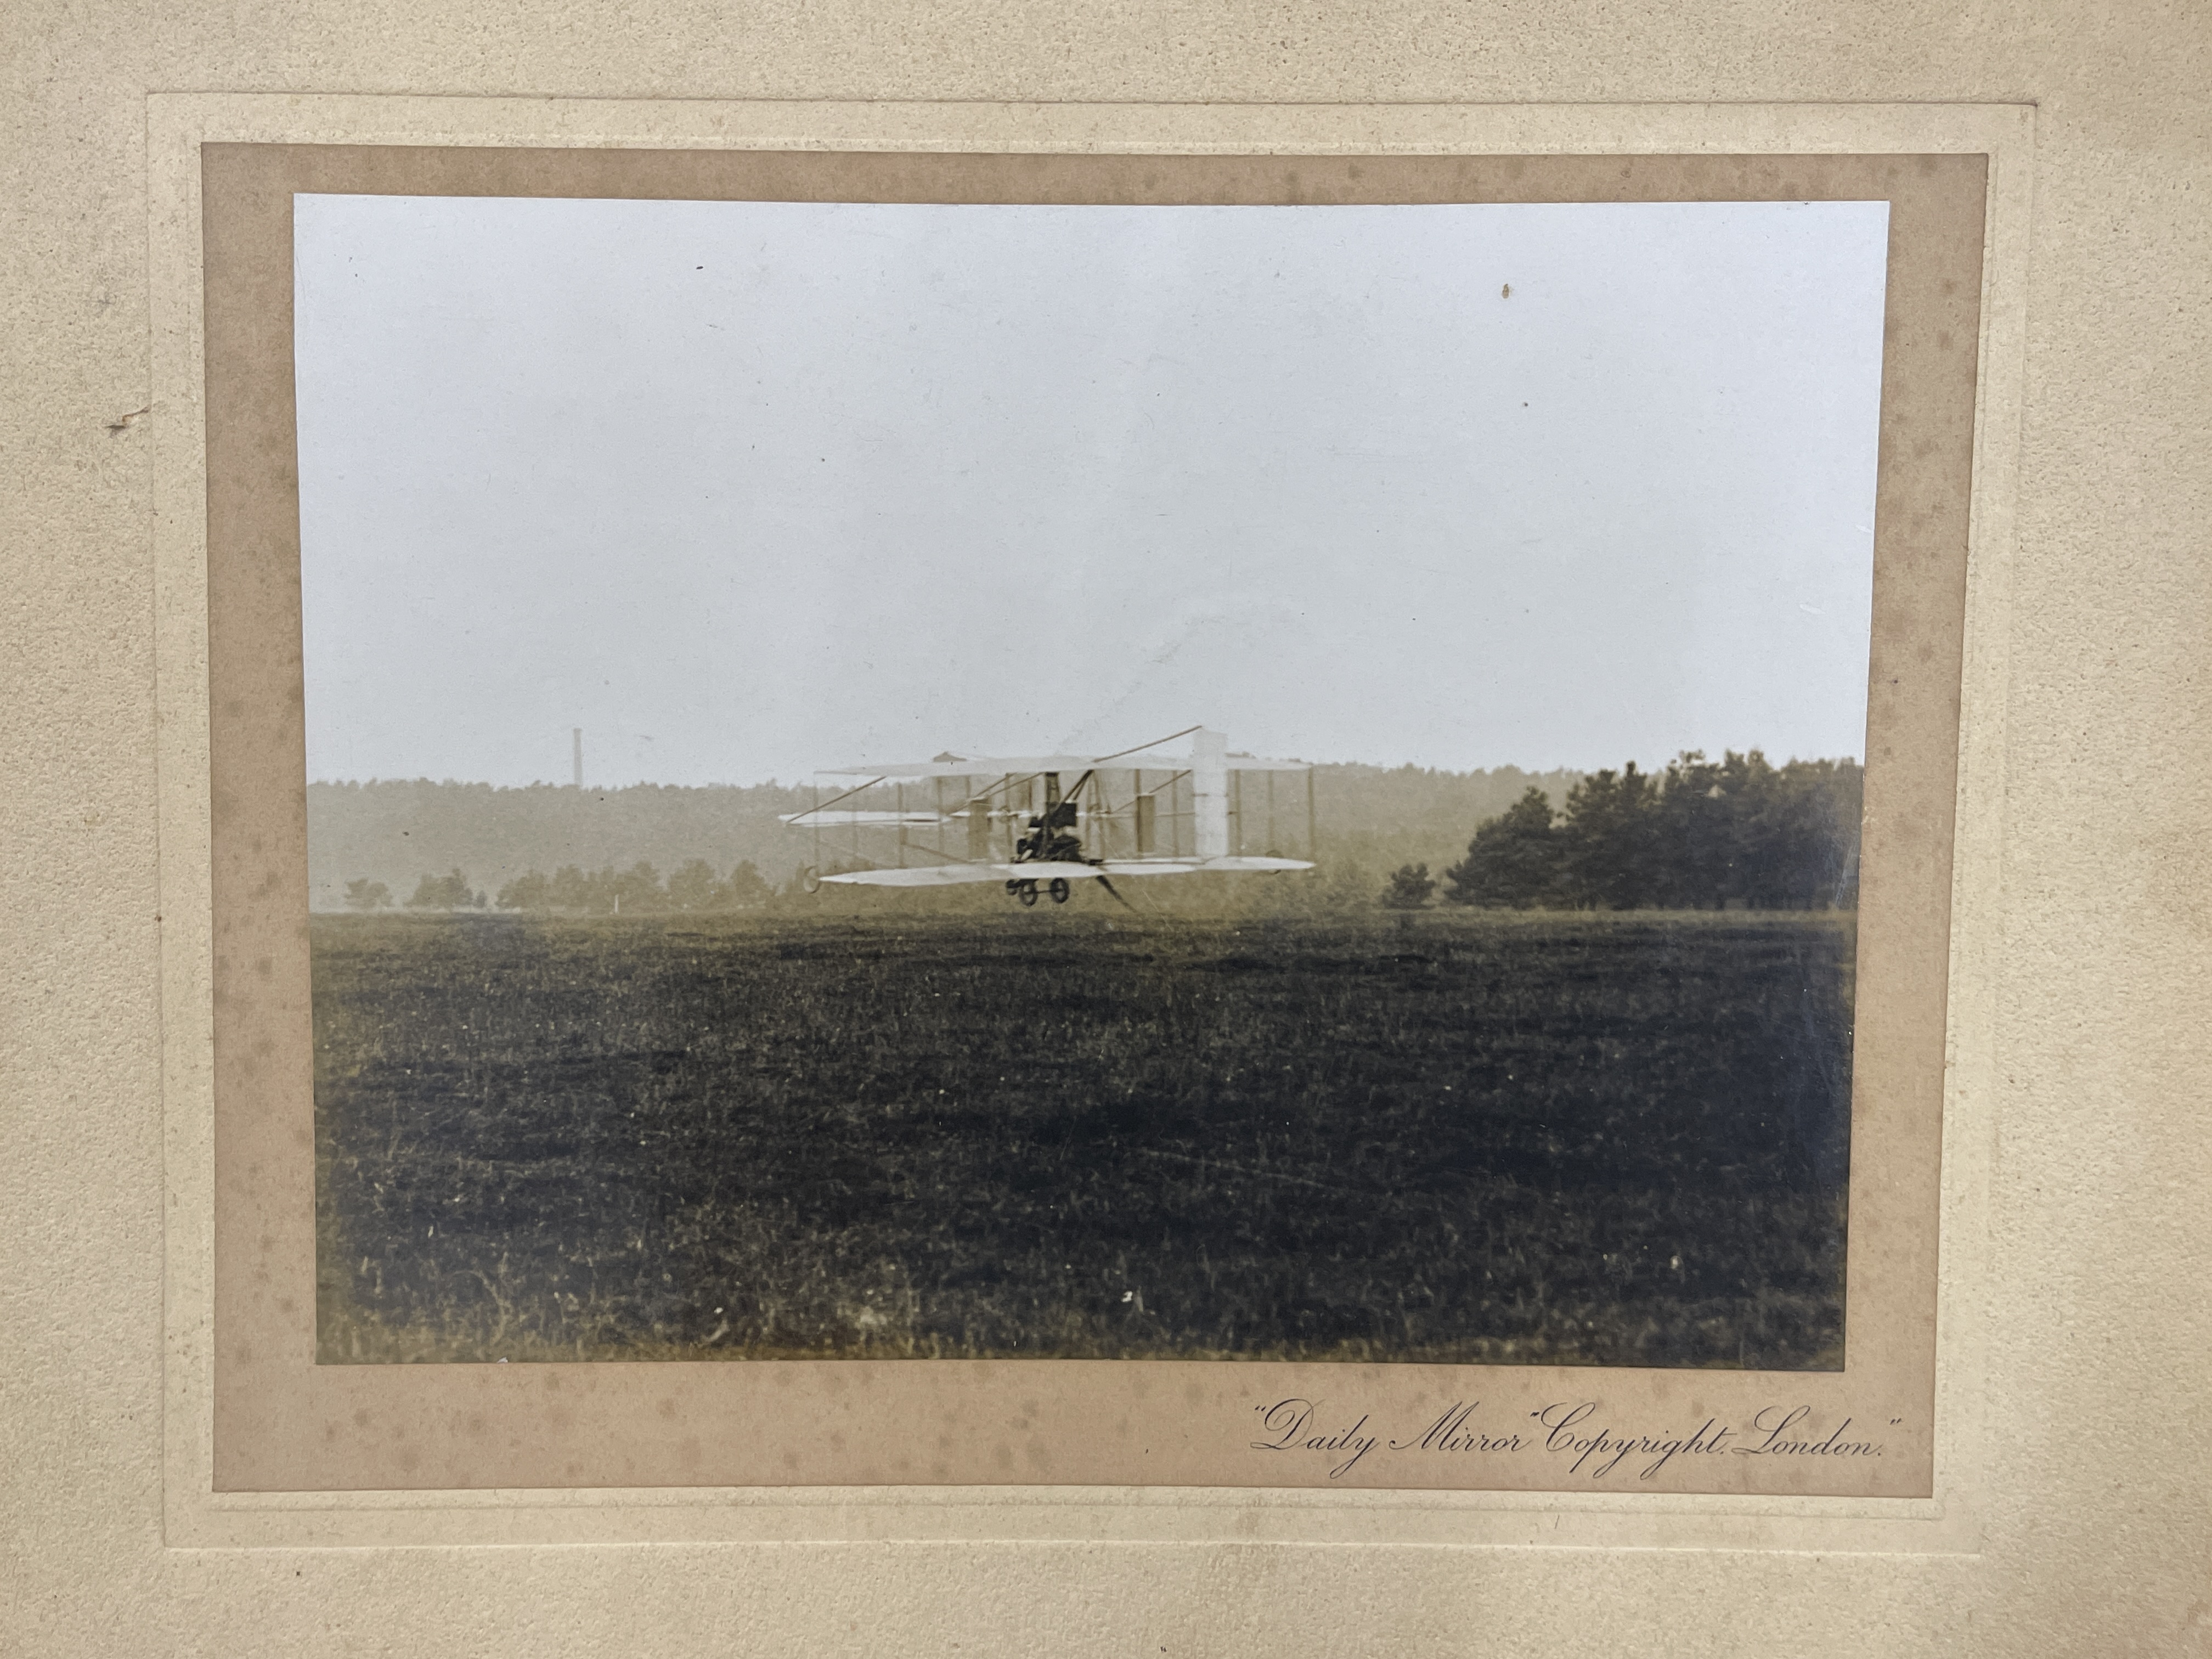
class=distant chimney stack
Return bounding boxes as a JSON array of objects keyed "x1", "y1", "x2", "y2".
[{"x1": 572, "y1": 727, "x2": 583, "y2": 788}]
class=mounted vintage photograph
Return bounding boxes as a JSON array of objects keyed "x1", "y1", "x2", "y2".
[{"x1": 298, "y1": 190, "x2": 1887, "y2": 1372}]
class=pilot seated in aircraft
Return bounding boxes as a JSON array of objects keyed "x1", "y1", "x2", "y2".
[
  {"x1": 1039, "y1": 799, "x2": 1084, "y2": 863},
  {"x1": 1017, "y1": 799, "x2": 1084, "y2": 864}
]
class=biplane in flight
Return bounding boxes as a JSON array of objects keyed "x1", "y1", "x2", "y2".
[{"x1": 782, "y1": 725, "x2": 1317, "y2": 906}]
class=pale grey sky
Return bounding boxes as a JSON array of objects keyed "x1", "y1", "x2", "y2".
[{"x1": 295, "y1": 194, "x2": 1888, "y2": 785}]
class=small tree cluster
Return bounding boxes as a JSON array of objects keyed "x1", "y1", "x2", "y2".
[
  {"x1": 495, "y1": 858, "x2": 773, "y2": 915},
  {"x1": 1443, "y1": 752, "x2": 1863, "y2": 912},
  {"x1": 404, "y1": 869, "x2": 481, "y2": 909},
  {"x1": 1379, "y1": 863, "x2": 1437, "y2": 909},
  {"x1": 342, "y1": 877, "x2": 393, "y2": 911}
]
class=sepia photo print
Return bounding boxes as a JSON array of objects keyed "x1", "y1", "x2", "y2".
[{"x1": 297, "y1": 188, "x2": 1890, "y2": 1375}]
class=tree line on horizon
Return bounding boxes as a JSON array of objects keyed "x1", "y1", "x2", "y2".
[
  {"x1": 1383, "y1": 751, "x2": 1863, "y2": 912},
  {"x1": 344, "y1": 858, "x2": 776, "y2": 915},
  {"x1": 333, "y1": 751, "x2": 1861, "y2": 918},
  {"x1": 306, "y1": 763, "x2": 1582, "y2": 915}
]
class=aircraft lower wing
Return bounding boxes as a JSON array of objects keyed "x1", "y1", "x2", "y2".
[
  {"x1": 819, "y1": 860, "x2": 1193, "y2": 888},
  {"x1": 815, "y1": 864, "x2": 1007, "y2": 887},
  {"x1": 816, "y1": 856, "x2": 1311, "y2": 888}
]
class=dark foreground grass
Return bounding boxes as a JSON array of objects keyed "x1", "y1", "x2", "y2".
[{"x1": 313, "y1": 907, "x2": 1854, "y2": 1368}]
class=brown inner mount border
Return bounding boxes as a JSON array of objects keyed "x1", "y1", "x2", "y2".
[{"x1": 204, "y1": 145, "x2": 1984, "y2": 1494}]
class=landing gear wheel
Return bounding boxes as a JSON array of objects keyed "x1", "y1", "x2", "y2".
[
  {"x1": 1016, "y1": 879, "x2": 1040, "y2": 907},
  {"x1": 799, "y1": 865, "x2": 822, "y2": 895},
  {"x1": 1048, "y1": 877, "x2": 1071, "y2": 905}
]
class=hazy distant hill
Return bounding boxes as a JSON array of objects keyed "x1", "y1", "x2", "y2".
[
  {"x1": 1307, "y1": 763, "x2": 1587, "y2": 887},
  {"x1": 306, "y1": 780, "x2": 813, "y2": 911},
  {"x1": 305, "y1": 765, "x2": 1585, "y2": 911}
]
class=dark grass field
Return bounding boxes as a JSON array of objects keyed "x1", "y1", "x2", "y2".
[{"x1": 313, "y1": 906, "x2": 1854, "y2": 1369}]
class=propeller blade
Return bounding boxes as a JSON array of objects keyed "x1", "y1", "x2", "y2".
[{"x1": 1094, "y1": 873, "x2": 1137, "y2": 912}]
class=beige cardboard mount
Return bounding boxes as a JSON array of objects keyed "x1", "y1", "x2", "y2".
[{"x1": 151, "y1": 96, "x2": 2033, "y2": 1551}]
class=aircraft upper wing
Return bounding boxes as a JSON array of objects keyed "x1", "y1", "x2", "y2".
[
  {"x1": 779, "y1": 810, "x2": 950, "y2": 828},
  {"x1": 817, "y1": 753, "x2": 1311, "y2": 778},
  {"x1": 819, "y1": 756, "x2": 1121, "y2": 780}
]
